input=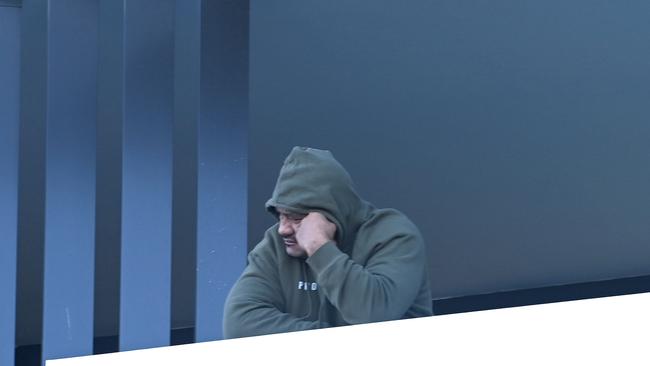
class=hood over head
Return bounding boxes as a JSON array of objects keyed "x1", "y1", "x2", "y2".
[{"x1": 266, "y1": 147, "x2": 371, "y2": 249}]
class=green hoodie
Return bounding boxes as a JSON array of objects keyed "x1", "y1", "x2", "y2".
[{"x1": 223, "y1": 147, "x2": 432, "y2": 338}]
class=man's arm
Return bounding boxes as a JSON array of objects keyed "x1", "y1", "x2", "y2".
[
  {"x1": 222, "y1": 240, "x2": 329, "y2": 339},
  {"x1": 305, "y1": 230, "x2": 427, "y2": 325}
]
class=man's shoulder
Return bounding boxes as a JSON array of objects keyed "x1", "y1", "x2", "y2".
[
  {"x1": 350, "y1": 208, "x2": 425, "y2": 261},
  {"x1": 361, "y1": 208, "x2": 420, "y2": 234},
  {"x1": 249, "y1": 223, "x2": 283, "y2": 258},
  {"x1": 355, "y1": 208, "x2": 423, "y2": 245}
]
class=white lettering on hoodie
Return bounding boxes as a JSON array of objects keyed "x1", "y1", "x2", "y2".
[{"x1": 297, "y1": 281, "x2": 318, "y2": 291}]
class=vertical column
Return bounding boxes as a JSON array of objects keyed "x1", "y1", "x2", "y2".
[
  {"x1": 16, "y1": 0, "x2": 48, "y2": 360},
  {"x1": 119, "y1": 0, "x2": 175, "y2": 351},
  {"x1": 171, "y1": 0, "x2": 200, "y2": 343},
  {"x1": 41, "y1": 0, "x2": 98, "y2": 364},
  {"x1": 0, "y1": 5, "x2": 20, "y2": 366},
  {"x1": 195, "y1": 0, "x2": 249, "y2": 341},
  {"x1": 94, "y1": 0, "x2": 124, "y2": 355}
]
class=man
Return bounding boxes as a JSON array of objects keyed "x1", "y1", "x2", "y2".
[{"x1": 223, "y1": 147, "x2": 432, "y2": 338}]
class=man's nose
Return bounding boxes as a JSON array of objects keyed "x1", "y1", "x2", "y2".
[{"x1": 278, "y1": 219, "x2": 293, "y2": 236}]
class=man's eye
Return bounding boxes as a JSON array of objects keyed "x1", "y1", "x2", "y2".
[{"x1": 280, "y1": 214, "x2": 304, "y2": 222}]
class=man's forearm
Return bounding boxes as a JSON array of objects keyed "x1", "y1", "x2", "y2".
[
  {"x1": 305, "y1": 241, "x2": 424, "y2": 324},
  {"x1": 223, "y1": 300, "x2": 329, "y2": 339}
]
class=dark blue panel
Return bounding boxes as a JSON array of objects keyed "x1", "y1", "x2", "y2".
[
  {"x1": 94, "y1": 0, "x2": 124, "y2": 347},
  {"x1": 0, "y1": 1, "x2": 21, "y2": 7},
  {"x1": 195, "y1": 0, "x2": 249, "y2": 342},
  {"x1": 0, "y1": 7, "x2": 20, "y2": 366},
  {"x1": 119, "y1": 0, "x2": 175, "y2": 351},
  {"x1": 16, "y1": 0, "x2": 47, "y2": 352},
  {"x1": 41, "y1": 0, "x2": 98, "y2": 363},
  {"x1": 171, "y1": 0, "x2": 200, "y2": 338}
]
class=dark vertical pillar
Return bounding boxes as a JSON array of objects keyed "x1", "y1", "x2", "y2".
[
  {"x1": 171, "y1": 0, "x2": 200, "y2": 342},
  {"x1": 41, "y1": 0, "x2": 98, "y2": 364},
  {"x1": 0, "y1": 6, "x2": 20, "y2": 366},
  {"x1": 94, "y1": 0, "x2": 124, "y2": 354},
  {"x1": 16, "y1": 0, "x2": 47, "y2": 361},
  {"x1": 119, "y1": 0, "x2": 175, "y2": 351},
  {"x1": 195, "y1": 0, "x2": 249, "y2": 342}
]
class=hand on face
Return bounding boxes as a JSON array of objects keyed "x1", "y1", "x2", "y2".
[
  {"x1": 295, "y1": 212, "x2": 337, "y2": 257},
  {"x1": 278, "y1": 209, "x2": 337, "y2": 258}
]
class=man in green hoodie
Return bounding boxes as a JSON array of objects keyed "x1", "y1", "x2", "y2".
[{"x1": 223, "y1": 147, "x2": 432, "y2": 338}]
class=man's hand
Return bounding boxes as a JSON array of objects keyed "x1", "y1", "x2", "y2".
[{"x1": 295, "y1": 212, "x2": 337, "y2": 257}]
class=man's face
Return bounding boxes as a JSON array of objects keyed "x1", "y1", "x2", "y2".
[{"x1": 276, "y1": 208, "x2": 308, "y2": 258}]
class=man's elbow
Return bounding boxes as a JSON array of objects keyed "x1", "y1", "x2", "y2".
[
  {"x1": 223, "y1": 317, "x2": 247, "y2": 340},
  {"x1": 223, "y1": 306, "x2": 260, "y2": 339},
  {"x1": 339, "y1": 286, "x2": 416, "y2": 324},
  {"x1": 222, "y1": 297, "x2": 250, "y2": 339},
  {"x1": 340, "y1": 303, "x2": 406, "y2": 325}
]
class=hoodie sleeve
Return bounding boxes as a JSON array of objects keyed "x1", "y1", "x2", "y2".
[
  {"x1": 223, "y1": 240, "x2": 330, "y2": 339},
  {"x1": 305, "y1": 229, "x2": 427, "y2": 325}
]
